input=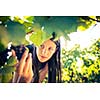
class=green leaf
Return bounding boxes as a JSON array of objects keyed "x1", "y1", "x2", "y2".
[
  {"x1": 26, "y1": 16, "x2": 34, "y2": 23},
  {"x1": 23, "y1": 22, "x2": 34, "y2": 33},
  {"x1": 0, "y1": 25, "x2": 10, "y2": 48},
  {"x1": 1, "y1": 73, "x2": 13, "y2": 83},
  {"x1": 7, "y1": 56, "x2": 17, "y2": 67},
  {"x1": 0, "y1": 66, "x2": 16, "y2": 74},
  {"x1": 0, "y1": 56, "x2": 17, "y2": 83},
  {"x1": 34, "y1": 16, "x2": 79, "y2": 37},
  {"x1": 6, "y1": 21, "x2": 26, "y2": 45},
  {"x1": 29, "y1": 30, "x2": 51, "y2": 46}
]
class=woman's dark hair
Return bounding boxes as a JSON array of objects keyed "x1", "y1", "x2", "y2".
[{"x1": 48, "y1": 39, "x2": 61, "y2": 83}]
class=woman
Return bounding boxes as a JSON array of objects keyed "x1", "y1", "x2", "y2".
[{"x1": 0, "y1": 34, "x2": 62, "y2": 83}]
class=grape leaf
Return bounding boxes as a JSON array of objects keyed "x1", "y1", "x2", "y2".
[
  {"x1": 1, "y1": 73, "x2": 13, "y2": 83},
  {"x1": 6, "y1": 21, "x2": 27, "y2": 45},
  {"x1": 28, "y1": 16, "x2": 96, "y2": 46},
  {"x1": 28, "y1": 16, "x2": 80, "y2": 46},
  {"x1": 0, "y1": 25, "x2": 10, "y2": 48},
  {"x1": 12, "y1": 16, "x2": 34, "y2": 33},
  {"x1": 6, "y1": 56, "x2": 17, "y2": 67},
  {"x1": 0, "y1": 66, "x2": 16, "y2": 74},
  {"x1": 33, "y1": 16, "x2": 79, "y2": 37},
  {"x1": 29, "y1": 29, "x2": 51, "y2": 46},
  {"x1": 0, "y1": 56, "x2": 17, "y2": 82}
]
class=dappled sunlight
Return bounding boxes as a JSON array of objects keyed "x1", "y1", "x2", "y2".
[{"x1": 63, "y1": 23, "x2": 100, "y2": 50}]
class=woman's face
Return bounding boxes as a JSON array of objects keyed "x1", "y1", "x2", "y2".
[{"x1": 36, "y1": 39, "x2": 56, "y2": 62}]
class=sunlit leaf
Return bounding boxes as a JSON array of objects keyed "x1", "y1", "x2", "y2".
[{"x1": 29, "y1": 30, "x2": 51, "y2": 46}]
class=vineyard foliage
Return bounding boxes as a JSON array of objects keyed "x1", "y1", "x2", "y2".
[
  {"x1": 0, "y1": 16, "x2": 99, "y2": 48},
  {"x1": 61, "y1": 38, "x2": 100, "y2": 83},
  {"x1": 0, "y1": 56, "x2": 17, "y2": 82}
]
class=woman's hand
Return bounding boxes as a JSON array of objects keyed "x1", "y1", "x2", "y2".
[{"x1": 12, "y1": 49, "x2": 33, "y2": 83}]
